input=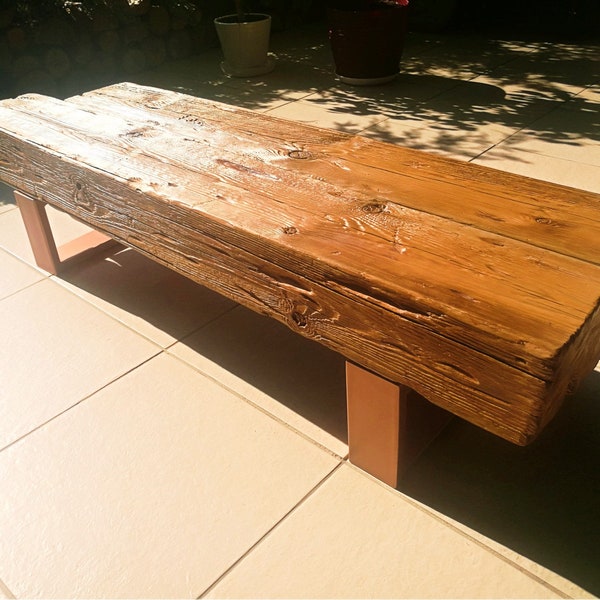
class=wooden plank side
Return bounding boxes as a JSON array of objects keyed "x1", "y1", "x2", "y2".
[
  {"x1": 538, "y1": 299, "x2": 600, "y2": 432},
  {"x1": 1, "y1": 91, "x2": 600, "y2": 444},
  {"x1": 0, "y1": 130, "x2": 553, "y2": 443},
  {"x1": 89, "y1": 83, "x2": 600, "y2": 264},
  {"x1": 29, "y1": 93, "x2": 600, "y2": 347},
  {"x1": 1, "y1": 94, "x2": 599, "y2": 379},
  {"x1": 15, "y1": 91, "x2": 600, "y2": 334}
]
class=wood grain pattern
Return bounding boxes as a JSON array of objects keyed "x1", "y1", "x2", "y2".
[{"x1": 0, "y1": 82, "x2": 599, "y2": 445}]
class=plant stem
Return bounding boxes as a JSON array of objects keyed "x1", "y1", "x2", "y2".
[{"x1": 235, "y1": 0, "x2": 244, "y2": 22}]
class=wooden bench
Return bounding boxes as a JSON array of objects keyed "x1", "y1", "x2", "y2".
[{"x1": 1, "y1": 83, "x2": 599, "y2": 487}]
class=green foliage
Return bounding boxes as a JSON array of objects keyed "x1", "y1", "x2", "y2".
[{"x1": 5, "y1": 1, "x2": 203, "y2": 25}]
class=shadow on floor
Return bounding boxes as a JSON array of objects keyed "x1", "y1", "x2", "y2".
[
  {"x1": 59, "y1": 247, "x2": 348, "y2": 446},
  {"x1": 177, "y1": 303, "x2": 349, "y2": 447},
  {"x1": 0, "y1": 183, "x2": 15, "y2": 211},
  {"x1": 402, "y1": 369, "x2": 600, "y2": 596},
  {"x1": 59, "y1": 243, "x2": 599, "y2": 594}
]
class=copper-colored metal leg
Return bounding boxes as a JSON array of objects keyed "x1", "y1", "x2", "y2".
[
  {"x1": 14, "y1": 190, "x2": 120, "y2": 275},
  {"x1": 14, "y1": 190, "x2": 61, "y2": 274},
  {"x1": 346, "y1": 362, "x2": 452, "y2": 487}
]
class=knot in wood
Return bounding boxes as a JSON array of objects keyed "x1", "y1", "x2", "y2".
[
  {"x1": 179, "y1": 115, "x2": 204, "y2": 126},
  {"x1": 282, "y1": 226, "x2": 298, "y2": 235},
  {"x1": 291, "y1": 311, "x2": 309, "y2": 328},
  {"x1": 125, "y1": 128, "x2": 148, "y2": 138},
  {"x1": 362, "y1": 202, "x2": 388, "y2": 214},
  {"x1": 288, "y1": 150, "x2": 313, "y2": 160},
  {"x1": 73, "y1": 179, "x2": 85, "y2": 199}
]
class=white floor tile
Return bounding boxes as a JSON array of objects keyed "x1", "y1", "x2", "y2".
[
  {"x1": 0, "y1": 24, "x2": 598, "y2": 600},
  {"x1": 474, "y1": 148, "x2": 600, "y2": 193},
  {"x1": 0, "y1": 279, "x2": 159, "y2": 449},
  {"x1": 0, "y1": 249, "x2": 45, "y2": 300},
  {"x1": 55, "y1": 246, "x2": 237, "y2": 348},
  {"x1": 170, "y1": 306, "x2": 348, "y2": 458},
  {"x1": 0, "y1": 579, "x2": 14, "y2": 599},
  {"x1": 266, "y1": 97, "x2": 388, "y2": 135},
  {"x1": 493, "y1": 108, "x2": 600, "y2": 166},
  {"x1": 206, "y1": 465, "x2": 564, "y2": 599},
  {"x1": 361, "y1": 116, "x2": 511, "y2": 160},
  {"x1": 0, "y1": 353, "x2": 339, "y2": 598}
]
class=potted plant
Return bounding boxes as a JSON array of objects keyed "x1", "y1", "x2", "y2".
[
  {"x1": 214, "y1": 0, "x2": 275, "y2": 77},
  {"x1": 328, "y1": 0, "x2": 409, "y2": 85}
]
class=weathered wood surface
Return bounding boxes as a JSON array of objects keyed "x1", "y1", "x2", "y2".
[{"x1": 0, "y1": 82, "x2": 599, "y2": 445}]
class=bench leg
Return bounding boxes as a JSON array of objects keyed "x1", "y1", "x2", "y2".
[
  {"x1": 14, "y1": 190, "x2": 120, "y2": 275},
  {"x1": 346, "y1": 362, "x2": 452, "y2": 487}
]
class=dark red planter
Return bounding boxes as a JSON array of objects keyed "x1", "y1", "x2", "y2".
[{"x1": 328, "y1": 4, "x2": 408, "y2": 84}]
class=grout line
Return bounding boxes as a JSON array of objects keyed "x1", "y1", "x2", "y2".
[
  {"x1": 466, "y1": 97, "x2": 562, "y2": 164},
  {"x1": 0, "y1": 578, "x2": 15, "y2": 600},
  {"x1": 48, "y1": 273, "x2": 168, "y2": 351},
  {"x1": 345, "y1": 462, "x2": 575, "y2": 599},
  {"x1": 165, "y1": 344, "x2": 348, "y2": 462},
  {"x1": 166, "y1": 312, "x2": 349, "y2": 462},
  {"x1": 1, "y1": 29, "x2": 597, "y2": 600},
  {"x1": 469, "y1": 141, "x2": 502, "y2": 163},
  {"x1": 5, "y1": 266, "x2": 346, "y2": 460},
  {"x1": 0, "y1": 349, "x2": 162, "y2": 455},
  {"x1": 0, "y1": 244, "x2": 52, "y2": 276},
  {"x1": 197, "y1": 462, "x2": 344, "y2": 599},
  {"x1": 0, "y1": 206, "x2": 17, "y2": 218},
  {"x1": 261, "y1": 96, "x2": 310, "y2": 115},
  {"x1": 0, "y1": 275, "x2": 49, "y2": 303},
  {"x1": 161, "y1": 302, "x2": 240, "y2": 353}
]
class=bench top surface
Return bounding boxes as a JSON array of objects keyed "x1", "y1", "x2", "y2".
[{"x1": 1, "y1": 82, "x2": 599, "y2": 444}]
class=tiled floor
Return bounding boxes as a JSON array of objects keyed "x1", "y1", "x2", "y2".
[{"x1": 1, "y1": 21, "x2": 599, "y2": 599}]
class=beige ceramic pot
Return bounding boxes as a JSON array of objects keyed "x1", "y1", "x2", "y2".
[{"x1": 214, "y1": 13, "x2": 275, "y2": 77}]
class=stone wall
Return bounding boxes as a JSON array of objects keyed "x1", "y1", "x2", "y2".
[{"x1": 0, "y1": 0, "x2": 323, "y2": 99}]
